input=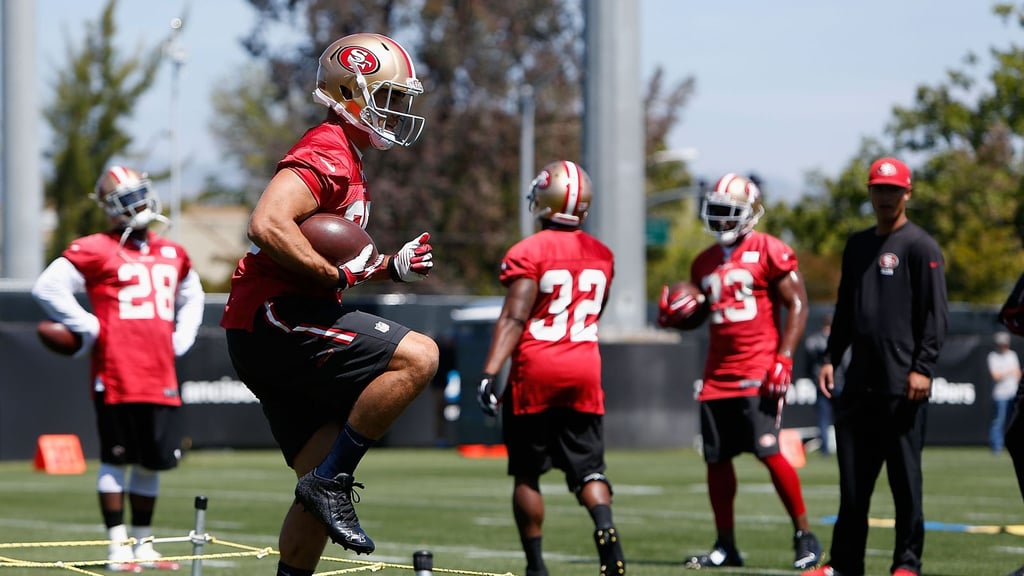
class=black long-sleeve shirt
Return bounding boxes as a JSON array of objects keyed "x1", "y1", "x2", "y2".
[{"x1": 827, "y1": 221, "x2": 948, "y2": 395}]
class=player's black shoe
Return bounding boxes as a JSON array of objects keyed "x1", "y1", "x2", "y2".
[
  {"x1": 1008, "y1": 566, "x2": 1024, "y2": 576},
  {"x1": 793, "y1": 529, "x2": 822, "y2": 570},
  {"x1": 295, "y1": 471, "x2": 375, "y2": 554},
  {"x1": 594, "y1": 527, "x2": 626, "y2": 575},
  {"x1": 685, "y1": 541, "x2": 743, "y2": 569}
]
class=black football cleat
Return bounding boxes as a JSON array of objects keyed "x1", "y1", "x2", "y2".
[
  {"x1": 793, "y1": 529, "x2": 822, "y2": 570},
  {"x1": 295, "y1": 471, "x2": 375, "y2": 554},
  {"x1": 684, "y1": 541, "x2": 743, "y2": 569},
  {"x1": 594, "y1": 527, "x2": 626, "y2": 575}
]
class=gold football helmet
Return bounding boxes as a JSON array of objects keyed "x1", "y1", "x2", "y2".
[
  {"x1": 529, "y1": 160, "x2": 592, "y2": 227},
  {"x1": 92, "y1": 166, "x2": 163, "y2": 230},
  {"x1": 701, "y1": 173, "x2": 764, "y2": 245},
  {"x1": 312, "y1": 33, "x2": 425, "y2": 150}
]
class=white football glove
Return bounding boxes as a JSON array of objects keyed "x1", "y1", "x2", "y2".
[
  {"x1": 338, "y1": 244, "x2": 384, "y2": 290},
  {"x1": 478, "y1": 373, "x2": 501, "y2": 417},
  {"x1": 389, "y1": 232, "x2": 433, "y2": 282}
]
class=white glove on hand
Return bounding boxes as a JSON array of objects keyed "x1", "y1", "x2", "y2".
[
  {"x1": 478, "y1": 373, "x2": 500, "y2": 417},
  {"x1": 389, "y1": 232, "x2": 433, "y2": 282},
  {"x1": 338, "y1": 244, "x2": 384, "y2": 290}
]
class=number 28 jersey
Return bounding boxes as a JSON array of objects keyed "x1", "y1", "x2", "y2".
[
  {"x1": 691, "y1": 231, "x2": 798, "y2": 400},
  {"x1": 64, "y1": 231, "x2": 193, "y2": 406},
  {"x1": 499, "y1": 229, "x2": 615, "y2": 416}
]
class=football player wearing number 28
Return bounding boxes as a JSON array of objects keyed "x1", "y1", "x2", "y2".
[
  {"x1": 659, "y1": 173, "x2": 821, "y2": 571},
  {"x1": 477, "y1": 161, "x2": 626, "y2": 576},
  {"x1": 220, "y1": 33, "x2": 437, "y2": 576},
  {"x1": 31, "y1": 165, "x2": 205, "y2": 572}
]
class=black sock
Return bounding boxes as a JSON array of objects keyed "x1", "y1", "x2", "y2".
[
  {"x1": 523, "y1": 536, "x2": 545, "y2": 572},
  {"x1": 276, "y1": 560, "x2": 313, "y2": 576},
  {"x1": 589, "y1": 504, "x2": 614, "y2": 530},
  {"x1": 102, "y1": 510, "x2": 124, "y2": 529},
  {"x1": 314, "y1": 423, "x2": 375, "y2": 478}
]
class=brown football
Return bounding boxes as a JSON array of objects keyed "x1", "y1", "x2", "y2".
[
  {"x1": 37, "y1": 320, "x2": 83, "y2": 356},
  {"x1": 299, "y1": 213, "x2": 379, "y2": 267},
  {"x1": 662, "y1": 280, "x2": 710, "y2": 331}
]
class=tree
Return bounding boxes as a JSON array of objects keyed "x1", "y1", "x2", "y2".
[
  {"x1": 212, "y1": 0, "x2": 695, "y2": 294},
  {"x1": 777, "y1": 3, "x2": 1024, "y2": 304},
  {"x1": 42, "y1": 0, "x2": 165, "y2": 259}
]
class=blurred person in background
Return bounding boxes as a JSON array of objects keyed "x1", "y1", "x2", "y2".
[
  {"x1": 803, "y1": 157, "x2": 947, "y2": 576},
  {"x1": 32, "y1": 165, "x2": 204, "y2": 572},
  {"x1": 988, "y1": 331, "x2": 1021, "y2": 455},
  {"x1": 805, "y1": 314, "x2": 835, "y2": 455},
  {"x1": 220, "y1": 33, "x2": 437, "y2": 576},
  {"x1": 477, "y1": 160, "x2": 625, "y2": 576},
  {"x1": 659, "y1": 173, "x2": 821, "y2": 571}
]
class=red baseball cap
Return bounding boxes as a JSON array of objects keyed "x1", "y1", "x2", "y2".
[{"x1": 867, "y1": 157, "x2": 912, "y2": 188}]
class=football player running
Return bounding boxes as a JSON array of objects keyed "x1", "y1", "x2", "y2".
[
  {"x1": 477, "y1": 161, "x2": 626, "y2": 576},
  {"x1": 221, "y1": 33, "x2": 437, "y2": 576},
  {"x1": 658, "y1": 173, "x2": 821, "y2": 570},
  {"x1": 32, "y1": 166, "x2": 204, "y2": 572}
]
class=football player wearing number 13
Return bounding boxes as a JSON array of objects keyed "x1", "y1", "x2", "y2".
[
  {"x1": 659, "y1": 173, "x2": 821, "y2": 571},
  {"x1": 477, "y1": 161, "x2": 625, "y2": 576},
  {"x1": 31, "y1": 165, "x2": 205, "y2": 572}
]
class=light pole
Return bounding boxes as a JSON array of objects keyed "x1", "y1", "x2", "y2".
[
  {"x1": 518, "y1": 85, "x2": 535, "y2": 240},
  {"x1": 166, "y1": 16, "x2": 187, "y2": 239}
]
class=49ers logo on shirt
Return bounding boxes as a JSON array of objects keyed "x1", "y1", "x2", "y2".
[
  {"x1": 338, "y1": 46, "x2": 381, "y2": 75},
  {"x1": 878, "y1": 252, "x2": 899, "y2": 276}
]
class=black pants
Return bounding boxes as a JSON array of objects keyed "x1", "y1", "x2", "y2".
[
  {"x1": 1006, "y1": 385, "x2": 1024, "y2": 499},
  {"x1": 828, "y1": 390, "x2": 926, "y2": 576}
]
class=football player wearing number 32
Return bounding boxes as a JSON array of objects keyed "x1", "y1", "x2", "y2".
[
  {"x1": 32, "y1": 165, "x2": 205, "y2": 572},
  {"x1": 477, "y1": 161, "x2": 625, "y2": 576},
  {"x1": 659, "y1": 173, "x2": 821, "y2": 571},
  {"x1": 220, "y1": 33, "x2": 438, "y2": 576}
]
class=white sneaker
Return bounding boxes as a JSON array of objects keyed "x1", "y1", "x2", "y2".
[
  {"x1": 107, "y1": 544, "x2": 142, "y2": 573},
  {"x1": 132, "y1": 542, "x2": 180, "y2": 571}
]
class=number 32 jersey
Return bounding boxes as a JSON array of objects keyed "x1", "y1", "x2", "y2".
[
  {"x1": 64, "y1": 231, "x2": 193, "y2": 406},
  {"x1": 690, "y1": 231, "x2": 798, "y2": 400},
  {"x1": 499, "y1": 229, "x2": 615, "y2": 416}
]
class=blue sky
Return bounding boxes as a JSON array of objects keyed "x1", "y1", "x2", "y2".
[{"x1": 32, "y1": 1, "x2": 1021, "y2": 202}]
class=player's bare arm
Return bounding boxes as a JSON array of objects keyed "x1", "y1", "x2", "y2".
[
  {"x1": 248, "y1": 169, "x2": 339, "y2": 288},
  {"x1": 482, "y1": 278, "x2": 537, "y2": 375},
  {"x1": 774, "y1": 269, "x2": 809, "y2": 357}
]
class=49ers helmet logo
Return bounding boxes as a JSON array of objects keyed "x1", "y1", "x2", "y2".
[
  {"x1": 535, "y1": 170, "x2": 552, "y2": 189},
  {"x1": 337, "y1": 46, "x2": 381, "y2": 75}
]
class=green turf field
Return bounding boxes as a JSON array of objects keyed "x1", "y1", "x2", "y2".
[{"x1": 0, "y1": 446, "x2": 1021, "y2": 575}]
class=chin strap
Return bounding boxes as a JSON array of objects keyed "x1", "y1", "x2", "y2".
[{"x1": 312, "y1": 88, "x2": 394, "y2": 151}]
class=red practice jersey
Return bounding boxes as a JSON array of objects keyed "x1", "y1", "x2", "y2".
[
  {"x1": 499, "y1": 229, "x2": 615, "y2": 415},
  {"x1": 63, "y1": 231, "x2": 194, "y2": 405},
  {"x1": 221, "y1": 117, "x2": 370, "y2": 331},
  {"x1": 690, "y1": 231, "x2": 799, "y2": 400}
]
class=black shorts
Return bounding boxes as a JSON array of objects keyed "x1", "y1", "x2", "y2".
[
  {"x1": 94, "y1": 396, "x2": 183, "y2": 470},
  {"x1": 503, "y1": 405, "x2": 606, "y2": 493},
  {"x1": 699, "y1": 396, "x2": 780, "y2": 463},
  {"x1": 225, "y1": 295, "x2": 410, "y2": 467}
]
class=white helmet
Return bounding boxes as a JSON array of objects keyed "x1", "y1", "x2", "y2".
[
  {"x1": 312, "y1": 33, "x2": 425, "y2": 150},
  {"x1": 701, "y1": 173, "x2": 764, "y2": 245}
]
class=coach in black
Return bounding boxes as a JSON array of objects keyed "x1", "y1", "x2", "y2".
[{"x1": 802, "y1": 157, "x2": 948, "y2": 576}]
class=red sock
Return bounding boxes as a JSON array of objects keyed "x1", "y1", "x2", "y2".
[
  {"x1": 707, "y1": 461, "x2": 736, "y2": 531},
  {"x1": 761, "y1": 453, "x2": 806, "y2": 519}
]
